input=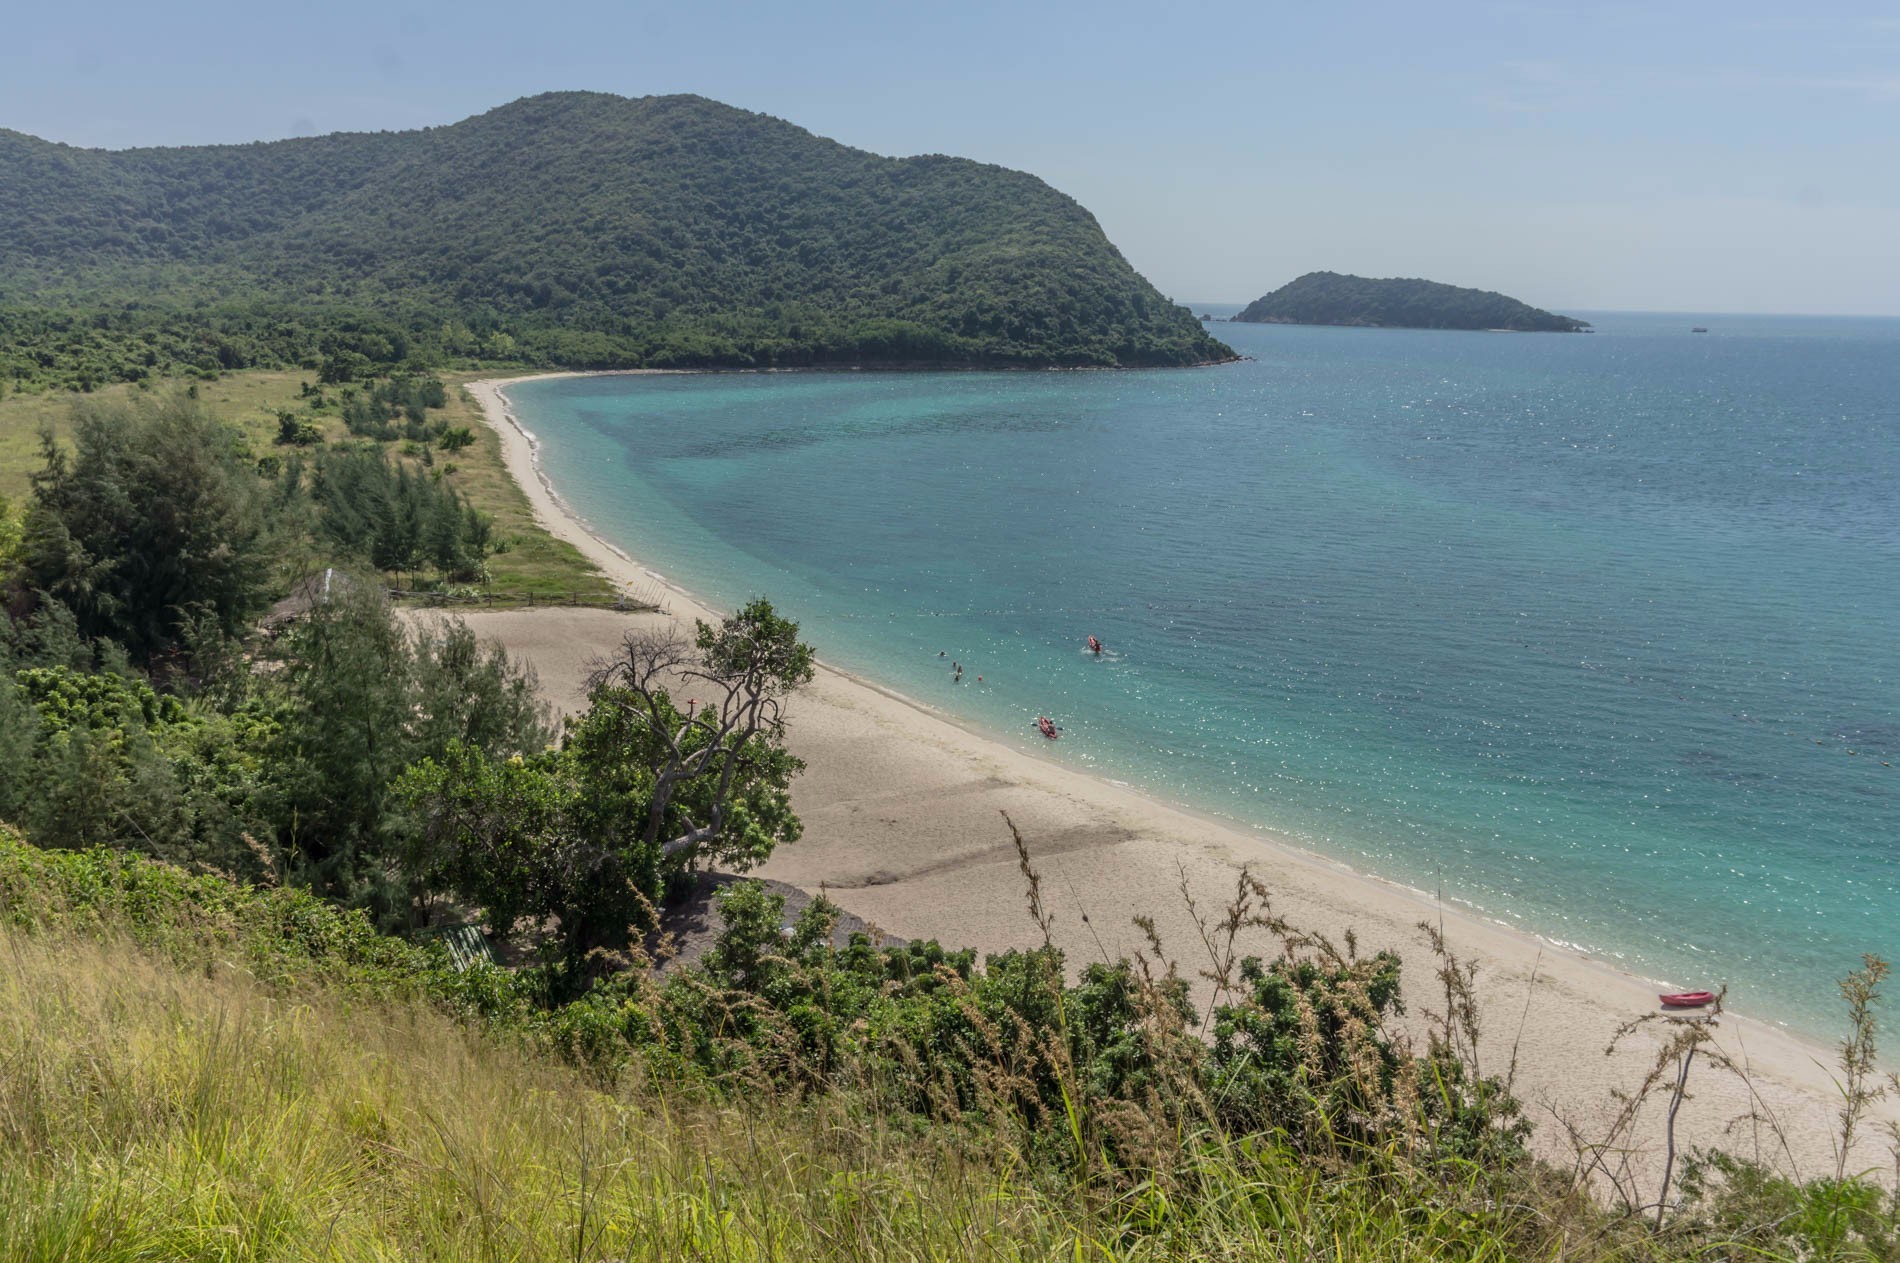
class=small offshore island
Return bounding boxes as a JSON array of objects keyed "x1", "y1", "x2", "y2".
[{"x1": 1235, "y1": 271, "x2": 1590, "y2": 332}]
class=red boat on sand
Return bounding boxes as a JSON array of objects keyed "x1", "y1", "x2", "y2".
[{"x1": 1659, "y1": 990, "x2": 1716, "y2": 1009}]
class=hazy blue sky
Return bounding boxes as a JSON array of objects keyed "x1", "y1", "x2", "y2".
[{"x1": 9, "y1": 1, "x2": 1898, "y2": 314}]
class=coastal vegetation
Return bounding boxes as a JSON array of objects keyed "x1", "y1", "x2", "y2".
[
  {"x1": 0, "y1": 92, "x2": 1235, "y2": 389},
  {"x1": 6, "y1": 825, "x2": 1900, "y2": 1259},
  {"x1": 0, "y1": 396, "x2": 796, "y2": 927},
  {"x1": 0, "y1": 390, "x2": 606, "y2": 902},
  {"x1": 2, "y1": 381, "x2": 1899, "y2": 1259},
  {"x1": 1235, "y1": 271, "x2": 1590, "y2": 332},
  {"x1": 399, "y1": 600, "x2": 814, "y2": 963},
  {"x1": 0, "y1": 368, "x2": 609, "y2": 597}
]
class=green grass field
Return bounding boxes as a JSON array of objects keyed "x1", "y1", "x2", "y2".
[
  {"x1": 437, "y1": 375, "x2": 615, "y2": 600},
  {"x1": 0, "y1": 370, "x2": 610, "y2": 599},
  {"x1": 0, "y1": 371, "x2": 315, "y2": 502}
]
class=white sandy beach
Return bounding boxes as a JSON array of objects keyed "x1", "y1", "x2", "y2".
[{"x1": 457, "y1": 373, "x2": 1896, "y2": 1183}]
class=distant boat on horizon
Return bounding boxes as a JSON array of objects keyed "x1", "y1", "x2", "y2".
[{"x1": 1691, "y1": 326, "x2": 1709, "y2": 333}]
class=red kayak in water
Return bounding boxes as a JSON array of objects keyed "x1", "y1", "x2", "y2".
[
  {"x1": 1087, "y1": 635, "x2": 1103, "y2": 655},
  {"x1": 1659, "y1": 991, "x2": 1716, "y2": 1009},
  {"x1": 1037, "y1": 716, "x2": 1059, "y2": 740}
]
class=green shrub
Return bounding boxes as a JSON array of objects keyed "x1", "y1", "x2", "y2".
[{"x1": 22, "y1": 394, "x2": 270, "y2": 659}]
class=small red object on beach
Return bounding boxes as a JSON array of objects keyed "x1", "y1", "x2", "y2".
[{"x1": 1659, "y1": 990, "x2": 1716, "y2": 1008}]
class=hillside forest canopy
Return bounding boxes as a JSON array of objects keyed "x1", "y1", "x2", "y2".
[{"x1": 0, "y1": 92, "x2": 1235, "y2": 393}]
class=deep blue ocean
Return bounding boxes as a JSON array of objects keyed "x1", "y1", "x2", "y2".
[{"x1": 510, "y1": 310, "x2": 1900, "y2": 1037}]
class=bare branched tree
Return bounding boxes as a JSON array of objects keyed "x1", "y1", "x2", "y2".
[
  {"x1": 1574, "y1": 992, "x2": 1732, "y2": 1226},
  {"x1": 1832, "y1": 954, "x2": 1890, "y2": 1181},
  {"x1": 585, "y1": 599, "x2": 814, "y2": 872}
]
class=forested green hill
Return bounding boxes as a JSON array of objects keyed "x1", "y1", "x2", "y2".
[
  {"x1": 0, "y1": 93, "x2": 1232, "y2": 386},
  {"x1": 1235, "y1": 271, "x2": 1588, "y2": 332}
]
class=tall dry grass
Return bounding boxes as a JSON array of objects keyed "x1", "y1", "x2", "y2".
[
  {"x1": 2, "y1": 920, "x2": 1737, "y2": 1262},
  {"x1": 10, "y1": 821, "x2": 1881, "y2": 1258},
  {"x1": 0, "y1": 926, "x2": 1051, "y2": 1261}
]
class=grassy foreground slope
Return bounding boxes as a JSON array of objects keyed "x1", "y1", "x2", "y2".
[
  {"x1": 0, "y1": 830, "x2": 1519, "y2": 1262},
  {"x1": 7, "y1": 930, "x2": 1103, "y2": 1262},
  {"x1": 0, "y1": 92, "x2": 1234, "y2": 382},
  {"x1": 5, "y1": 830, "x2": 1881, "y2": 1262}
]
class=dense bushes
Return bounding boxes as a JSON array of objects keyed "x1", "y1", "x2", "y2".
[
  {"x1": 0, "y1": 586, "x2": 550, "y2": 911},
  {"x1": 261, "y1": 583, "x2": 550, "y2": 914},
  {"x1": 0, "y1": 825, "x2": 1524, "y2": 1182},
  {"x1": 22, "y1": 395, "x2": 271, "y2": 659},
  {"x1": 0, "y1": 379, "x2": 810, "y2": 939},
  {"x1": 0, "y1": 302, "x2": 437, "y2": 394},
  {"x1": 1, "y1": 389, "x2": 538, "y2": 909},
  {"x1": 0, "y1": 661, "x2": 276, "y2": 876},
  {"x1": 4, "y1": 418, "x2": 803, "y2": 933},
  {"x1": 0, "y1": 826, "x2": 450, "y2": 993}
]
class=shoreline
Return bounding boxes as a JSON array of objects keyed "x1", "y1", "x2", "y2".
[{"x1": 461, "y1": 372, "x2": 1896, "y2": 1179}]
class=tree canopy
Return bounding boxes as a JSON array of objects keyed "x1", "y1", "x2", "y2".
[
  {"x1": 399, "y1": 599, "x2": 813, "y2": 961},
  {"x1": 0, "y1": 93, "x2": 1235, "y2": 387},
  {"x1": 22, "y1": 396, "x2": 271, "y2": 660}
]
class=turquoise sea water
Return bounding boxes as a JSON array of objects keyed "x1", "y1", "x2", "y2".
[{"x1": 510, "y1": 310, "x2": 1900, "y2": 1038}]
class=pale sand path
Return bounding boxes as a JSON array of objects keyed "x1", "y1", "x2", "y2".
[{"x1": 458, "y1": 375, "x2": 1897, "y2": 1182}]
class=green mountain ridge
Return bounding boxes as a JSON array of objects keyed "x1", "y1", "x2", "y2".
[
  {"x1": 1235, "y1": 271, "x2": 1588, "y2": 333},
  {"x1": 0, "y1": 92, "x2": 1235, "y2": 376}
]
